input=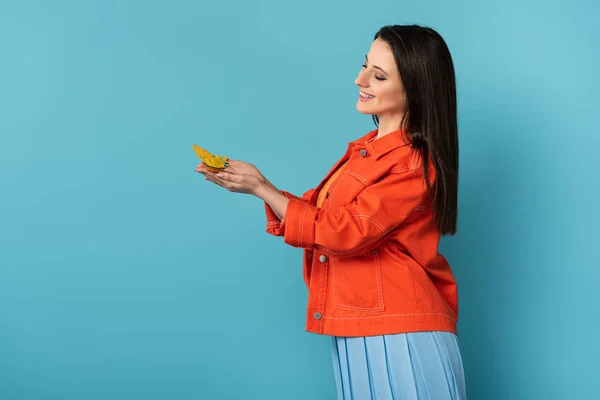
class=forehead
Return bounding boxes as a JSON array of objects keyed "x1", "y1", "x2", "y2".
[{"x1": 367, "y1": 38, "x2": 396, "y2": 69}]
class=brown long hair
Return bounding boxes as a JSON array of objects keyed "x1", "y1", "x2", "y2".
[{"x1": 373, "y1": 25, "x2": 459, "y2": 235}]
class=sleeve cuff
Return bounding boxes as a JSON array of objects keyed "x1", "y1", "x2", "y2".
[
  {"x1": 283, "y1": 198, "x2": 319, "y2": 248},
  {"x1": 264, "y1": 190, "x2": 299, "y2": 236}
]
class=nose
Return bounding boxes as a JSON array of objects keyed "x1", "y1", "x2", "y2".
[{"x1": 355, "y1": 69, "x2": 368, "y2": 88}]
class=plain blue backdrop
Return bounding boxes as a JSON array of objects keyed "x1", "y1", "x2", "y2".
[{"x1": 1, "y1": 0, "x2": 599, "y2": 399}]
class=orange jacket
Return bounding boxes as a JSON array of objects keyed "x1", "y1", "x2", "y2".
[{"x1": 265, "y1": 128, "x2": 458, "y2": 337}]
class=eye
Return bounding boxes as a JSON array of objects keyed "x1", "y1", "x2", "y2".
[{"x1": 362, "y1": 63, "x2": 386, "y2": 81}]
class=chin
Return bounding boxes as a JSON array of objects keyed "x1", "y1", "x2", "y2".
[{"x1": 356, "y1": 101, "x2": 375, "y2": 115}]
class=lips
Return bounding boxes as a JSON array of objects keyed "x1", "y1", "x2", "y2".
[{"x1": 359, "y1": 90, "x2": 375, "y2": 101}]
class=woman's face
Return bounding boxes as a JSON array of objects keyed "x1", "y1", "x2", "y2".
[{"x1": 355, "y1": 38, "x2": 407, "y2": 124}]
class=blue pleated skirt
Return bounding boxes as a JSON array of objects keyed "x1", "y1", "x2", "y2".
[{"x1": 331, "y1": 331, "x2": 466, "y2": 400}]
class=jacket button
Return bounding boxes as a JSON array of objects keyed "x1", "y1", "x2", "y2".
[
  {"x1": 319, "y1": 255, "x2": 327, "y2": 263},
  {"x1": 325, "y1": 192, "x2": 329, "y2": 198},
  {"x1": 359, "y1": 149, "x2": 367, "y2": 157},
  {"x1": 314, "y1": 312, "x2": 322, "y2": 320}
]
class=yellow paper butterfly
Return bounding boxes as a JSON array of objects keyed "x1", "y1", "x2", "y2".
[{"x1": 192, "y1": 144, "x2": 229, "y2": 171}]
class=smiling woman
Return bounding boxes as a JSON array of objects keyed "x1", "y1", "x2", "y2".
[
  {"x1": 196, "y1": 24, "x2": 465, "y2": 400},
  {"x1": 356, "y1": 42, "x2": 407, "y2": 126}
]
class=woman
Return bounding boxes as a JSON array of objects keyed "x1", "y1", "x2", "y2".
[{"x1": 197, "y1": 24, "x2": 466, "y2": 399}]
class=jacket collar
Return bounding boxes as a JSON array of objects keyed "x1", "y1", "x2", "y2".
[{"x1": 349, "y1": 128, "x2": 411, "y2": 160}]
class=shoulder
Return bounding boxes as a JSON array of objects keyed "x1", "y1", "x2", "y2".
[{"x1": 386, "y1": 146, "x2": 422, "y2": 172}]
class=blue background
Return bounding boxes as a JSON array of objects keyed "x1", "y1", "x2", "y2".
[{"x1": 1, "y1": 1, "x2": 598, "y2": 399}]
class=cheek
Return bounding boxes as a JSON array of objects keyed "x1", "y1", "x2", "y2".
[{"x1": 379, "y1": 86, "x2": 405, "y2": 108}]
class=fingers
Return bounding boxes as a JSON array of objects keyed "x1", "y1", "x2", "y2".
[
  {"x1": 224, "y1": 165, "x2": 237, "y2": 174},
  {"x1": 213, "y1": 176, "x2": 239, "y2": 192},
  {"x1": 195, "y1": 163, "x2": 219, "y2": 177},
  {"x1": 195, "y1": 163, "x2": 207, "y2": 173},
  {"x1": 202, "y1": 172, "x2": 220, "y2": 185},
  {"x1": 214, "y1": 171, "x2": 239, "y2": 185},
  {"x1": 195, "y1": 161, "x2": 237, "y2": 175},
  {"x1": 225, "y1": 160, "x2": 251, "y2": 170},
  {"x1": 198, "y1": 169, "x2": 238, "y2": 192},
  {"x1": 195, "y1": 165, "x2": 220, "y2": 184},
  {"x1": 195, "y1": 162, "x2": 244, "y2": 192}
]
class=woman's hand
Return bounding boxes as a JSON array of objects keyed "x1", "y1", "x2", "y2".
[
  {"x1": 196, "y1": 160, "x2": 267, "y2": 195},
  {"x1": 195, "y1": 159, "x2": 290, "y2": 218}
]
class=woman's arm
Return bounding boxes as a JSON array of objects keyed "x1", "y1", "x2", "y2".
[
  {"x1": 260, "y1": 166, "x2": 427, "y2": 257},
  {"x1": 199, "y1": 159, "x2": 427, "y2": 256},
  {"x1": 254, "y1": 181, "x2": 290, "y2": 221},
  {"x1": 198, "y1": 159, "x2": 427, "y2": 256}
]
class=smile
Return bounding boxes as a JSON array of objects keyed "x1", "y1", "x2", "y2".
[{"x1": 359, "y1": 90, "x2": 375, "y2": 101}]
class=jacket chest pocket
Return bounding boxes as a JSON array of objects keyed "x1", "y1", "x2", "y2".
[
  {"x1": 331, "y1": 249, "x2": 384, "y2": 311},
  {"x1": 323, "y1": 171, "x2": 368, "y2": 211}
]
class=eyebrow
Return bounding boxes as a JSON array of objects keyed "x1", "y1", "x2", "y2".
[{"x1": 365, "y1": 54, "x2": 388, "y2": 76}]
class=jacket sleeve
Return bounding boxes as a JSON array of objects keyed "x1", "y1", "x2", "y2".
[
  {"x1": 282, "y1": 166, "x2": 427, "y2": 256},
  {"x1": 265, "y1": 188, "x2": 315, "y2": 236}
]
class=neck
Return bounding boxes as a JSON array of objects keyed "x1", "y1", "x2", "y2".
[{"x1": 376, "y1": 115, "x2": 405, "y2": 139}]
